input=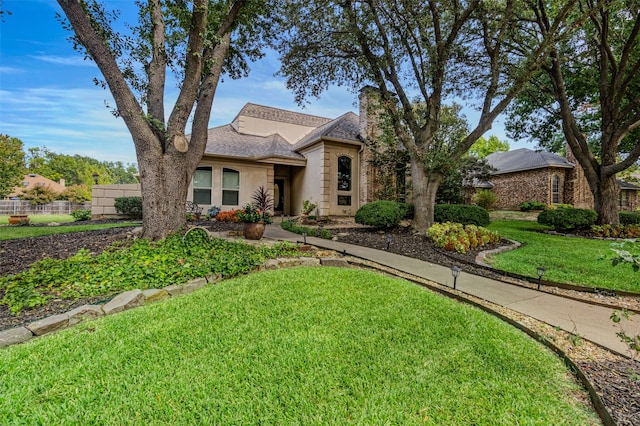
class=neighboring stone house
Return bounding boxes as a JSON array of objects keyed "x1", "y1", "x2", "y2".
[
  {"x1": 7, "y1": 174, "x2": 66, "y2": 199},
  {"x1": 188, "y1": 91, "x2": 384, "y2": 217},
  {"x1": 481, "y1": 147, "x2": 640, "y2": 211}
]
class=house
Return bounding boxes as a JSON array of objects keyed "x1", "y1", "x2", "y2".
[
  {"x1": 188, "y1": 89, "x2": 386, "y2": 217},
  {"x1": 481, "y1": 147, "x2": 640, "y2": 211},
  {"x1": 7, "y1": 174, "x2": 66, "y2": 199}
]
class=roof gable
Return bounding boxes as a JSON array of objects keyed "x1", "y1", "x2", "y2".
[
  {"x1": 232, "y1": 103, "x2": 332, "y2": 129},
  {"x1": 293, "y1": 112, "x2": 362, "y2": 151}
]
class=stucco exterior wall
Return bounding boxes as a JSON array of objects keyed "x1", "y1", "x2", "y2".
[
  {"x1": 292, "y1": 145, "x2": 324, "y2": 216},
  {"x1": 91, "y1": 184, "x2": 141, "y2": 219},
  {"x1": 191, "y1": 158, "x2": 274, "y2": 212},
  {"x1": 237, "y1": 116, "x2": 315, "y2": 143}
]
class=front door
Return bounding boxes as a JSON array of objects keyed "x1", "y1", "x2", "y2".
[{"x1": 274, "y1": 179, "x2": 285, "y2": 215}]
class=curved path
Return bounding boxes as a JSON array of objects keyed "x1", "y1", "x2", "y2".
[{"x1": 265, "y1": 225, "x2": 640, "y2": 358}]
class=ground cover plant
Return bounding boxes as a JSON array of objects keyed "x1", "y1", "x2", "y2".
[
  {"x1": 0, "y1": 268, "x2": 599, "y2": 425},
  {"x1": 488, "y1": 220, "x2": 639, "y2": 293},
  {"x1": 0, "y1": 231, "x2": 302, "y2": 315}
]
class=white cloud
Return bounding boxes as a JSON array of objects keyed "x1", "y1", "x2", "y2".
[{"x1": 31, "y1": 55, "x2": 96, "y2": 67}]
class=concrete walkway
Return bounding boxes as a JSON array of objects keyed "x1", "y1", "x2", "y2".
[{"x1": 265, "y1": 224, "x2": 640, "y2": 357}]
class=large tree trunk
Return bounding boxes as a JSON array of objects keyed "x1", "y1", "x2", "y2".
[
  {"x1": 137, "y1": 148, "x2": 194, "y2": 240},
  {"x1": 593, "y1": 174, "x2": 620, "y2": 225},
  {"x1": 410, "y1": 158, "x2": 442, "y2": 233}
]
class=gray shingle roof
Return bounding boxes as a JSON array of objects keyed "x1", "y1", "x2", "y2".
[
  {"x1": 233, "y1": 103, "x2": 332, "y2": 128},
  {"x1": 485, "y1": 148, "x2": 574, "y2": 174},
  {"x1": 203, "y1": 124, "x2": 305, "y2": 161},
  {"x1": 293, "y1": 112, "x2": 362, "y2": 151},
  {"x1": 619, "y1": 179, "x2": 640, "y2": 190}
]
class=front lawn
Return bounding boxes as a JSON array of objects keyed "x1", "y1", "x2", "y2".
[
  {"x1": 0, "y1": 268, "x2": 598, "y2": 425},
  {"x1": 488, "y1": 220, "x2": 639, "y2": 293},
  {"x1": 0, "y1": 221, "x2": 137, "y2": 241},
  {"x1": 0, "y1": 214, "x2": 75, "y2": 225}
]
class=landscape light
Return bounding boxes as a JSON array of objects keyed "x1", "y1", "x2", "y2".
[
  {"x1": 386, "y1": 234, "x2": 393, "y2": 250},
  {"x1": 537, "y1": 267, "x2": 546, "y2": 291},
  {"x1": 92, "y1": 173, "x2": 99, "y2": 184},
  {"x1": 451, "y1": 266, "x2": 462, "y2": 290},
  {"x1": 302, "y1": 231, "x2": 307, "y2": 244}
]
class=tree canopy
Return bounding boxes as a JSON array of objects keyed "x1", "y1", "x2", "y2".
[
  {"x1": 271, "y1": 0, "x2": 577, "y2": 230},
  {"x1": 469, "y1": 135, "x2": 510, "y2": 159},
  {"x1": 507, "y1": 0, "x2": 640, "y2": 224},
  {"x1": 57, "y1": 0, "x2": 268, "y2": 239},
  {"x1": 0, "y1": 135, "x2": 27, "y2": 199}
]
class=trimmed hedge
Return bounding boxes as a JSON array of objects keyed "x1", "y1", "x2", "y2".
[
  {"x1": 519, "y1": 201, "x2": 547, "y2": 212},
  {"x1": 434, "y1": 204, "x2": 490, "y2": 227},
  {"x1": 620, "y1": 211, "x2": 640, "y2": 225},
  {"x1": 355, "y1": 201, "x2": 404, "y2": 229},
  {"x1": 114, "y1": 196, "x2": 143, "y2": 219},
  {"x1": 537, "y1": 207, "x2": 598, "y2": 231}
]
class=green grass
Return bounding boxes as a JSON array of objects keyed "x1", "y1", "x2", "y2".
[
  {"x1": 0, "y1": 222, "x2": 138, "y2": 241},
  {"x1": 0, "y1": 214, "x2": 75, "y2": 225},
  {"x1": 489, "y1": 220, "x2": 639, "y2": 293},
  {"x1": 0, "y1": 268, "x2": 598, "y2": 425}
]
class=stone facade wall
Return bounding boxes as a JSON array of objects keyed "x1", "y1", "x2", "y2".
[
  {"x1": 491, "y1": 168, "x2": 569, "y2": 210},
  {"x1": 91, "y1": 184, "x2": 141, "y2": 219},
  {"x1": 564, "y1": 146, "x2": 595, "y2": 209}
]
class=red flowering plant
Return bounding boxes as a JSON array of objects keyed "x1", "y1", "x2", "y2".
[{"x1": 236, "y1": 204, "x2": 273, "y2": 224}]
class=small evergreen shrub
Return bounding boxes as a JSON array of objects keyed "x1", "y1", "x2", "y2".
[
  {"x1": 472, "y1": 190, "x2": 496, "y2": 211},
  {"x1": 434, "y1": 204, "x2": 490, "y2": 227},
  {"x1": 620, "y1": 211, "x2": 640, "y2": 225},
  {"x1": 355, "y1": 201, "x2": 404, "y2": 229},
  {"x1": 207, "y1": 206, "x2": 221, "y2": 218},
  {"x1": 280, "y1": 220, "x2": 332, "y2": 239},
  {"x1": 427, "y1": 222, "x2": 500, "y2": 254},
  {"x1": 537, "y1": 207, "x2": 597, "y2": 231},
  {"x1": 70, "y1": 209, "x2": 92, "y2": 221},
  {"x1": 398, "y1": 202, "x2": 414, "y2": 219},
  {"x1": 519, "y1": 201, "x2": 547, "y2": 212},
  {"x1": 114, "y1": 196, "x2": 143, "y2": 219}
]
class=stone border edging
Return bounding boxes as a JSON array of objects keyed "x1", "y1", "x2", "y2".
[{"x1": 0, "y1": 256, "x2": 349, "y2": 350}]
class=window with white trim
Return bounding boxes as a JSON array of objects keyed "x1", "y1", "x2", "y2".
[
  {"x1": 222, "y1": 168, "x2": 239, "y2": 205},
  {"x1": 551, "y1": 175, "x2": 561, "y2": 204},
  {"x1": 193, "y1": 167, "x2": 212, "y2": 205}
]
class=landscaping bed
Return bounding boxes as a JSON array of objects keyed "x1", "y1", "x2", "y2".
[{"x1": 1, "y1": 219, "x2": 639, "y2": 424}]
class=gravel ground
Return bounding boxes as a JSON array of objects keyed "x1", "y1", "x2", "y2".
[{"x1": 1, "y1": 220, "x2": 639, "y2": 424}]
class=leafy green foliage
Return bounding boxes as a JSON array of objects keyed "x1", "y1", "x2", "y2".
[
  {"x1": 70, "y1": 209, "x2": 92, "y2": 221},
  {"x1": 301, "y1": 199, "x2": 317, "y2": 215},
  {"x1": 280, "y1": 219, "x2": 332, "y2": 239},
  {"x1": 354, "y1": 201, "x2": 404, "y2": 229},
  {"x1": 19, "y1": 184, "x2": 57, "y2": 205},
  {"x1": 519, "y1": 201, "x2": 547, "y2": 212},
  {"x1": 537, "y1": 208, "x2": 598, "y2": 232},
  {"x1": 469, "y1": 135, "x2": 510, "y2": 158},
  {"x1": 236, "y1": 204, "x2": 272, "y2": 224},
  {"x1": 428, "y1": 222, "x2": 500, "y2": 254},
  {"x1": 620, "y1": 211, "x2": 640, "y2": 225},
  {"x1": 26, "y1": 146, "x2": 138, "y2": 186},
  {"x1": 591, "y1": 224, "x2": 640, "y2": 239},
  {"x1": 434, "y1": 204, "x2": 490, "y2": 227},
  {"x1": 59, "y1": 184, "x2": 92, "y2": 202},
  {"x1": 610, "y1": 309, "x2": 640, "y2": 361},
  {"x1": 114, "y1": 196, "x2": 143, "y2": 219},
  {"x1": 0, "y1": 134, "x2": 27, "y2": 198},
  {"x1": 610, "y1": 240, "x2": 640, "y2": 272},
  {"x1": 0, "y1": 234, "x2": 304, "y2": 315},
  {"x1": 472, "y1": 190, "x2": 497, "y2": 211}
]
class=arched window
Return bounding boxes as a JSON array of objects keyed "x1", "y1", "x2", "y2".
[
  {"x1": 551, "y1": 175, "x2": 561, "y2": 204},
  {"x1": 222, "y1": 168, "x2": 239, "y2": 205},
  {"x1": 337, "y1": 156, "x2": 352, "y2": 206}
]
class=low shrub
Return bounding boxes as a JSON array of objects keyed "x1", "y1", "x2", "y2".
[
  {"x1": 114, "y1": 196, "x2": 143, "y2": 219},
  {"x1": 427, "y1": 222, "x2": 500, "y2": 254},
  {"x1": 620, "y1": 211, "x2": 640, "y2": 225},
  {"x1": 398, "y1": 202, "x2": 414, "y2": 219},
  {"x1": 207, "y1": 206, "x2": 221, "y2": 218},
  {"x1": 280, "y1": 220, "x2": 332, "y2": 239},
  {"x1": 591, "y1": 224, "x2": 640, "y2": 239},
  {"x1": 434, "y1": 204, "x2": 490, "y2": 227},
  {"x1": 519, "y1": 201, "x2": 547, "y2": 212},
  {"x1": 537, "y1": 207, "x2": 598, "y2": 231},
  {"x1": 215, "y1": 210, "x2": 239, "y2": 222},
  {"x1": 70, "y1": 209, "x2": 92, "y2": 221},
  {"x1": 472, "y1": 190, "x2": 497, "y2": 211},
  {"x1": 355, "y1": 201, "x2": 404, "y2": 229}
]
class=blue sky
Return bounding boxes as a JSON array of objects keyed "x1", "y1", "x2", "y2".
[{"x1": 0, "y1": 0, "x2": 525, "y2": 165}]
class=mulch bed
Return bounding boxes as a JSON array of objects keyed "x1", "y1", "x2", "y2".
[{"x1": 1, "y1": 220, "x2": 639, "y2": 424}]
